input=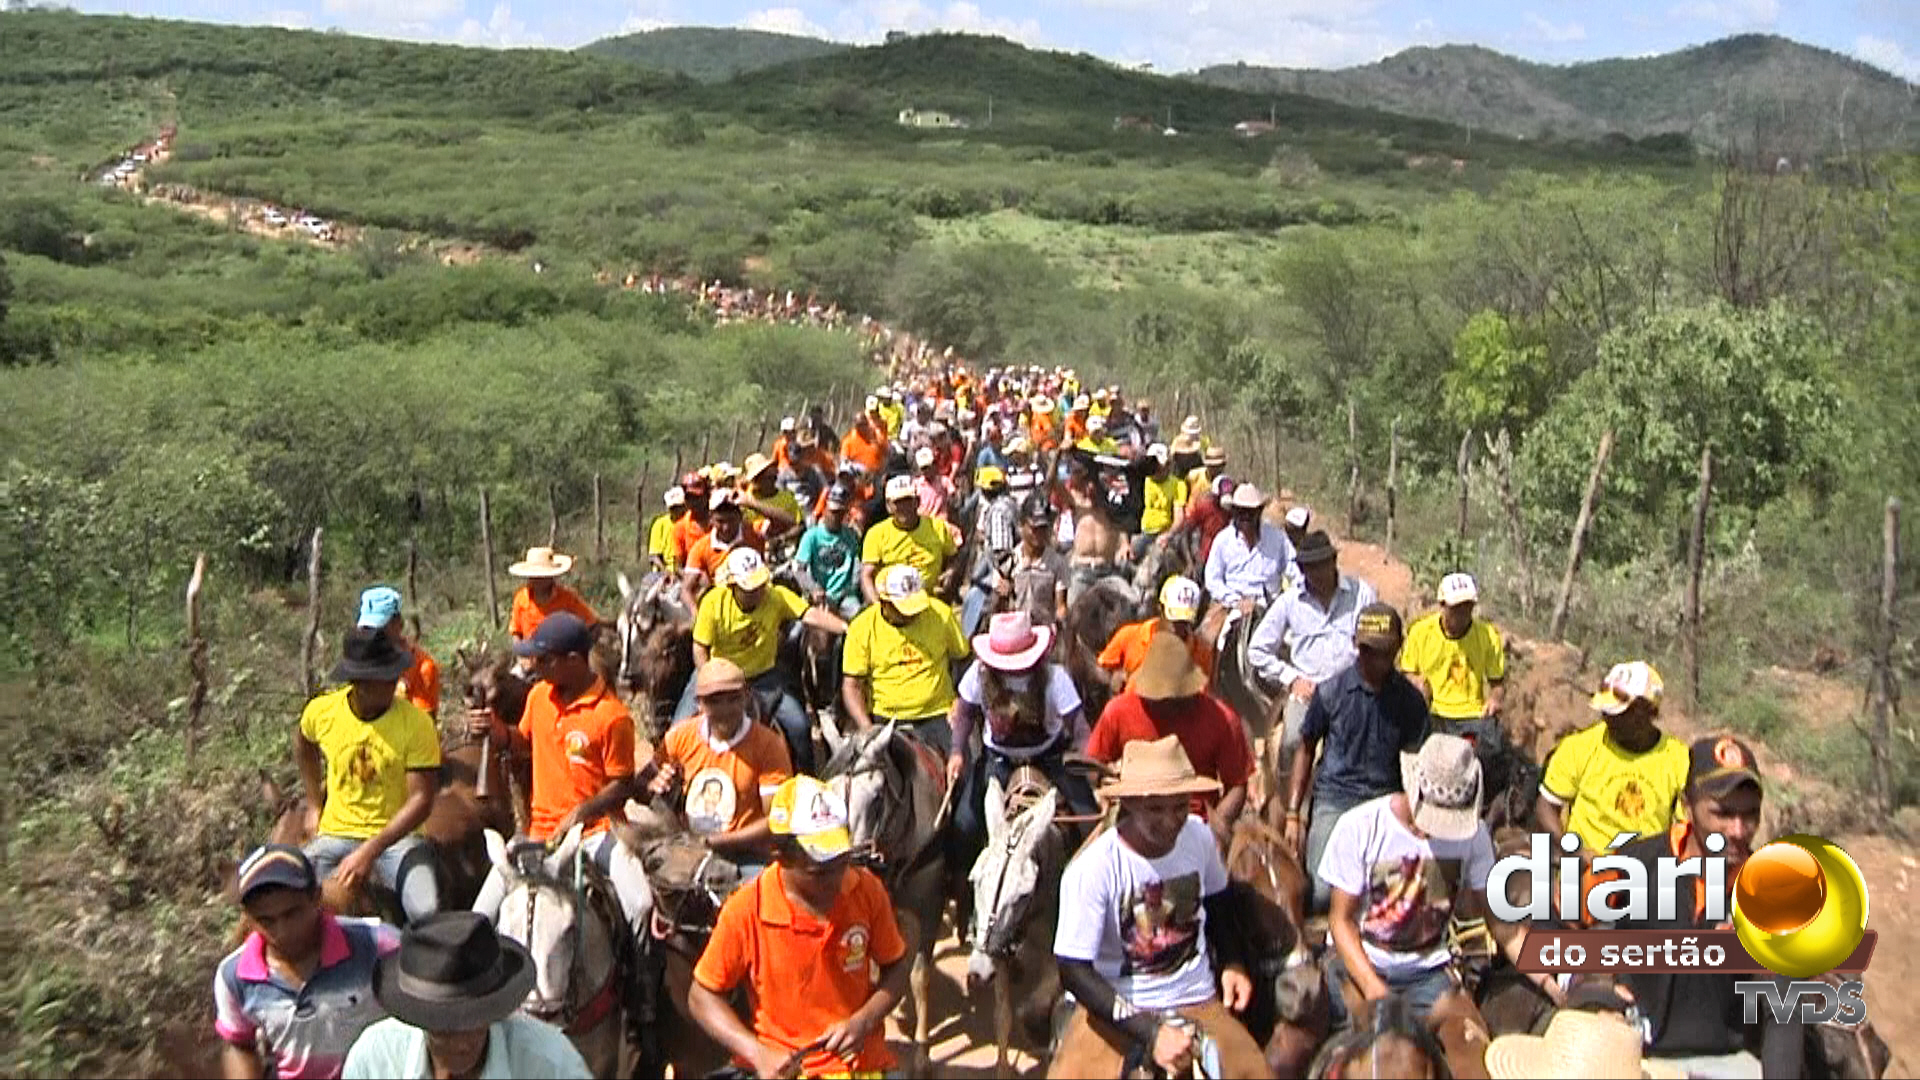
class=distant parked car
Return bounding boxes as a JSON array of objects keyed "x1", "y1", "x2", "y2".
[
  {"x1": 262, "y1": 208, "x2": 287, "y2": 226},
  {"x1": 131, "y1": 152, "x2": 147, "y2": 163}
]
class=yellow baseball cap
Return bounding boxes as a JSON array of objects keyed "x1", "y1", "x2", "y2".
[
  {"x1": 766, "y1": 776, "x2": 852, "y2": 862},
  {"x1": 877, "y1": 563, "x2": 930, "y2": 616},
  {"x1": 1158, "y1": 575, "x2": 1202, "y2": 622}
]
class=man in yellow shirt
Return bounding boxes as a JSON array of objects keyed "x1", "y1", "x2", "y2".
[
  {"x1": 738, "y1": 452, "x2": 802, "y2": 553},
  {"x1": 1134, "y1": 442, "x2": 1188, "y2": 562},
  {"x1": 841, "y1": 565, "x2": 969, "y2": 758},
  {"x1": 293, "y1": 627, "x2": 441, "y2": 922},
  {"x1": 684, "y1": 547, "x2": 848, "y2": 776},
  {"x1": 1399, "y1": 572, "x2": 1506, "y2": 736},
  {"x1": 876, "y1": 387, "x2": 905, "y2": 440},
  {"x1": 860, "y1": 475, "x2": 961, "y2": 603},
  {"x1": 648, "y1": 486, "x2": 688, "y2": 573},
  {"x1": 1536, "y1": 660, "x2": 1690, "y2": 857}
]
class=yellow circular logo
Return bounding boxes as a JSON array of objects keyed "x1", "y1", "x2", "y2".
[{"x1": 1731, "y1": 834, "x2": 1869, "y2": 978}]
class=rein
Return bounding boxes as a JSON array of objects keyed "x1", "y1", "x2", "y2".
[{"x1": 516, "y1": 847, "x2": 622, "y2": 1038}]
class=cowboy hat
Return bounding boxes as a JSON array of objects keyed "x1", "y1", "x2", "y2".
[
  {"x1": 743, "y1": 452, "x2": 775, "y2": 480},
  {"x1": 1099, "y1": 735, "x2": 1222, "y2": 800},
  {"x1": 1485, "y1": 1009, "x2": 1684, "y2": 1080},
  {"x1": 1226, "y1": 483, "x2": 1268, "y2": 511},
  {"x1": 973, "y1": 610, "x2": 1053, "y2": 672},
  {"x1": 1133, "y1": 630, "x2": 1206, "y2": 701},
  {"x1": 1293, "y1": 529, "x2": 1338, "y2": 565},
  {"x1": 508, "y1": 546, "x2": 573, "y2": 578},
  {"x1": 1202, "y1": 445, "x2": 1230, "y2": 467},
  {"x1": 373, "y1": 912, "x2": 536, "y2": 1033},
  {"x1": 331, "y1": 626, "x2": 413, "y2": 683},
  {"x1": 1399, "y1": 733, "x2": 1483, "y2": 842}
]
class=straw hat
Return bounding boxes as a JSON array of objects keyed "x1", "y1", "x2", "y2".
[
  {"x1": 1485, "y1": 1010, "x2": 1684, "y2": 1080},
  {"x1": 1132, "y1": 631, "x2": 1206, "y2": 701},
  {"x1": 508, "y1": 546, "x2": 573, "y2": 578},
  {"x1": 1226, "y1": 483, "x2": 1268, "y2": 511},
  {"x1": 973, "y1": 610, "x2": 1053, "y2": 672},
  {"x1": 1099, "y1": 735, "x2": 1222, "y2": 800},
  {"x1": 1398, "y1": 733, "x2": 1483, "y2": 841},
  {"x1": 743, "y1": 452, "x2": 775, "y2": 481},
  {"x1": 1202, "y1": 445, "x2": 1230, "y2": 467}
]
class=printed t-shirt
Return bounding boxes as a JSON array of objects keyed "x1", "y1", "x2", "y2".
[
  {"x1": 1054, "y1": 816, "x2": 1225, "y2": 1010},
  {"x1": 1141, "y1": 473, "x2": 1188, "y2": 535},
  {"x1": 686, "y1": 525, "x2": 766, "y2": 584},
  {"x1": 508, "y1": 583, "x2": 598, "y2": 641},
  {"x1": 796, "y1": 522, "x2": 863, "y2": 605},
  {"x1": 214, "y1": 913, "x2": 398, "y2": 1080},
  {"x1": 662, "y1": 715, "x2": 792, "y2": 836},
  {"x1": 1085, "y1": 693, "x2": 1252, "y2": 819},
  {"x1": 842, "y1": 600, "x2": 968, "y2": 720},
  {"x1": 1316, "y1": 795, "x2": 1495, "y2": 979},
  {"x1": 694, "y1": 864, "x2": 908, "y2": 1077},
  {"x1": 1540, "y1": 722, "x2": 1690, "y2": 853},
  {"x1": 861, "y1": 515, "x2": 958, "y2": 582},
  {"x1": 878, "y1": 401, "x2": 905, "y2": 439},
  {"x1": 957, "y1": 661, "x2": 1082, "y2": 759},
  {"x1": 518, "y1": 678, "x2": 635, "y2": 842},
  {"x1": 694, "y1": 584, "x2": 808, "y2": 679},
  {"x1": 648, "y1": 512, "x2": 681, "y2": 572},
  {"x1": 399, "y1": 644, "x2": 440, "y2": 718},
  {"x1": 1398, "y1": 613, "x2": 1506, "y2": 721},
  {"x1": 299, "y1": 688, "x2": 441, "y2": 839},
  {"x1": 1097, "y1": 619, "x2": 1215, "y2": 685}
]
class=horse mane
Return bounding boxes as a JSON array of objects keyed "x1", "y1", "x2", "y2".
[{"x1": 1309, "y1": 993, "x2": 1455, "y2": 1080}]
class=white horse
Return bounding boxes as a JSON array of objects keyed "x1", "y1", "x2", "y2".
[
  {"x1": 484, "y1": 826, "x2": 627, "y2": 1079},
  {"x1": 964, "y1": 774, "x2": 1063, "y2": 1080}
]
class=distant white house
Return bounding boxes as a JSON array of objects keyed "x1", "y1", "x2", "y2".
[
  {"x1": 1234, "y1": 120, "x2": 1276, "y2": 138},
  {"x1": 898, "y1": 108, "x2": 967, "y2": 129}
]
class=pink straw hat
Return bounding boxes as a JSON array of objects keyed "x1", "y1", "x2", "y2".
[{"x1": 973, "y1": 611, "x2": 1054, "y2": 671}]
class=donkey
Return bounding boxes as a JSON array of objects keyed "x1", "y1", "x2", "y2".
[
  {"x1": 963, "y1": 774, "x2": 1063, "y2": 1080},
  {"x1": 819, "y1": 719, "x2": 949, "y2": 1076},
  {"x1": 483, "y1": 826, "x2": 630, "y2": 1079}
]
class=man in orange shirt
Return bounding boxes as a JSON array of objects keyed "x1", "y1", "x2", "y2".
[
  {"x1": 688, "y1": 776, "x2": 911, "y2": 1080},
  {"x1": 1096, "y1": 575, "x2": 1214, "y2": 696},
  {"x1": 507, "y1": 546, "x2": 599, "y2": 642},
  {"x1": 648, "y1": 658, "x2": 791, "y2": 873},
  {"x1": 840, "y1": 407, "x2": 889, "y2": 478},
  {"x1": 671, "y1": 472, "x2": 715, "y2": 570},
  {"x1": 469, "y1": 612, "x2": 651, "y2": 948},
  {"x1": 357, "y1": 586, "x2": 439, "y2": 718},
  {"x1": 681, "y1": 489, "x2": 766, "y2": 613}
]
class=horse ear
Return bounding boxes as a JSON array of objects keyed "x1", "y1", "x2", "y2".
[
  {"x1": 484, "y1": 828, "x2": 513, "y2": 878},
  {"x1": 859, "y1": 722, "x2": 895, "y2": 767},
  {"x1": 1028, "y1": 787, "x2": 1059, "y2": 838},
  {"x1": 618, "y1": 571, "x2": 636, "y2": 601},
  {"x1": 819, "y1": 709, "x2": 847, "y2": 757},
  {"x1": 547, "y1": 823, "x2": 586, "y2": 877},
  {"x1": 984, "y1": 774, "x2": 1007, "y2": 842}
]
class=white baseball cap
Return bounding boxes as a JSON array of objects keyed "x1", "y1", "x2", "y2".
[
  {"x1": 1591, "y1": 661, "x2": 1664, "y2": 716},
  {"x1": 1159, "y1": 576, "x2": 1202, "y2": 622},
  {"x1": 877, "y1": 564, "x2": 930, "y2": 615},
  {"x1": 914, "y1": 446, "x2": 937, "y2": 468},
  {"x1": 664, "y1": 486, "x2": 687, "y2": 508},
  {"x1": 1438, "y1": 572, "x2": 1479, "y2": 607},
  {"x1": 721, "y1": 546, "x2": 771, "y2": 590},
  {"x1": 885, "y1": 474, "x2": 918, "y2": 502},
  {"x1": 780, "y1": 416, "x2": 796, "y2": 432},
  {"x1": 1147, "y1": 442, "x2": 1170, "y2": 462},
  {"x1": 1284, "y1": 505, "x2": 1312, "y2": 529}
]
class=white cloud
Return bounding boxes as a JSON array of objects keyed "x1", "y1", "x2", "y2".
[
  {"x1": 616, "y1": 0, "x2": 676, "y2": 34},
  {"x1": 740, "y1": 6, "x2": 834, "y2": 38},
  {"x1": 1666, "y1": 0, "x2": 1779, "y2": 30},
  {"x1": 1524, "y1": 12, "x2": 1586, "y2": 43},
  {"x1": 454, "y1": 0, "x2": 543, "y2": 46},
  {"x1": 266, "y1": 7, "x2": 312, "y2": 29},
  {"x1": 829, "y1": 0, "x2": 1045, "y2": 45},
  {"x1": 321, "y1": 0, "x2": 465, "y2": 19},
  {"x1": 1854, "y1": 34, "x2": 1918, "y2": 81}
]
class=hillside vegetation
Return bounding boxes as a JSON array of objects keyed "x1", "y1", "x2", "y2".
[
  {"x1": 1193, "y1": 34, "x2": 1916, "y2": 151},
  {"x1": 0, "y1": 9, "x2": 1916, "y2": 1077},
  {"x1": 581, "y1": 25, "x2": 847, "y2": 81}
]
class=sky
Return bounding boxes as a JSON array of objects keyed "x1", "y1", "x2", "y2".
[{"x1": 50, "y1": 0, "x2": 1920, "y2": 80}]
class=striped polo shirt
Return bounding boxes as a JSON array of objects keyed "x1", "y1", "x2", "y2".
[{"x1": 213, "y1": 913, "x2": 398, "y2": 1079}]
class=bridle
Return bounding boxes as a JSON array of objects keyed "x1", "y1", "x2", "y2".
[
  {"x1": 969, "y1": 768, "x2": 1055, "y2": 957},
  {"x1": 509, "y1": 847, "x2": 620, "y2": 1038}
]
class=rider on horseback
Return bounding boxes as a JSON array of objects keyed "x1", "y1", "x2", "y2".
[
  {"x1": 650, "y1": 658, "x2": 792, "y2": 873},
  {"x1": 1249, "y1": 530, "x2": 1377, "y2": 764},
  {"x1": 841, "y1": 565, "x2": 970, "y2": 759},
  {"x1": 1097, "y1": 575, "x2": 1214, "y2": 697}
]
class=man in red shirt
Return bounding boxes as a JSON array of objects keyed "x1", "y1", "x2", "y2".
[{"x1": 1086, "y1": 632, "x2": 1254, "y2": 849}]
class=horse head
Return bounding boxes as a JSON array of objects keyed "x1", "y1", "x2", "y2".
[
  {"x1": 964, "y1": 775, "x2": 1059, "y2": 990},
  {"x1": 484, "y1": 825, "x2": 614, "y2": 1029},
  {"x1": 1309, "y1": 992, "x2": 1454, "y2": 1080},
  {"x1": 458, "y1": 643, "x2": 530, "y2": 728},
  {"x1": 823, "y1": 721, "x2": 900, "y2": 856},
  {"x1": 616, "y1": 570, "x2": 694, "y2": 733}
]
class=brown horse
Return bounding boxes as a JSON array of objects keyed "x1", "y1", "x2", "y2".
[
  {"x1": 1308, "y1": 990, "x2": 1491, "y2": 1080},
  {"x1": 614, "y1": 571, "x2": 695, "y2": 742},
  {"x1": 1224, "y1": 817, "x2": 1326, "y2": 1078}
]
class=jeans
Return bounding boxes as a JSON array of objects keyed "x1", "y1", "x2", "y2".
[
  {"x1": 949, "y1": 737, "x2": 1097, "y2": 865},
  {"x1": 1305, "y1": 790, "x2": 1365, "y2": 915},
  {"x1": 674, "y1": 668, "x2": 813, "y2": 776},
  {"x1": 473, "y1": 828, "x2": 653, "y2": 941},
  {"x1": 1649, "y1": 1051, "x2": 1762, "y2": 1079},
  {"x1": 1325, "y1": 949, "x2": 1455, "y2": 1031},
  {"x1": 305, "y1": 833, "x2": 439, "y2": 923},
  {"x1": 961, "y1": 584, "x2": 992, "y2": 639}
]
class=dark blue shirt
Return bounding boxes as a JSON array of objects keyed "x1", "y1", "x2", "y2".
[{"x1": 1302, "y1": 664, "x2": 1430, "y2": 805}]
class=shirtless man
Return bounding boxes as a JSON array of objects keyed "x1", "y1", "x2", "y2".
[{"x1": 1065, "y1": 462, "x2": 1127, "y2": 607}]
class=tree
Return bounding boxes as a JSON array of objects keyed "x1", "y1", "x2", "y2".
[
  {"x1": 0, "y1": 251, "x2": 11, "y2": 332},
  {"x1": 887, "y1": 241, "x2": 1065, "y2": 360},
  {"x1": 1440, "y1": 310, "x2": 1552, "y2": 435}
]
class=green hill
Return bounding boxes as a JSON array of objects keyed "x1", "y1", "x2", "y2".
[
  {"x1": 581, "y1": 26, "x2": 847, "y2": 82},
  {"x1": 1190, "y1": 35, "x2": 1916, "y2": 151}
]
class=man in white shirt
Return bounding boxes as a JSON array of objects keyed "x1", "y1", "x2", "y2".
[
  {"x1": 1248, "y1": 530, "x2": 1377, "y2": 759},
  {"x1": 1202, "y1": 484, "x2": 1295, "y2": 614},
  {"x1": 1049, "y1": 736, "x2": 1269, "y2": 1079}
]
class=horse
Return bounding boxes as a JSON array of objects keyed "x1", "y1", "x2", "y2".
[
  {"x1": 1207, "y1": 603, "x2": 1277, "y2": 745},
  {"x1": 1307, "y1": 992, "x2": 1470, "y2": 1080},
  {"x1": 1063, "y1": 576, "x2": 1147, "y2": 724},
  {"x1": 614, "y1": 570, "x2": 695, "y2": 742},
  {"x1": 820, "y1": 719, "x2": 951, "y2": 1076},
  {"x1": 1223, "y1": 817, "x2": 1326, "y2": 1078},
  {"x1": 964, "y1": 771, "x2": 1064, "y2": 1080},
  {"x1": 483, "y1": 826, "x2": 629, "y2": 1079}
]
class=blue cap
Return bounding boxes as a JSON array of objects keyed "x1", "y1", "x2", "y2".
[
  {"x1": 358, "y1": 586, "x2": 403, "y2": 629},
  {"x1": 513, "y1": 612, "x2": 594, "y2": 658}
]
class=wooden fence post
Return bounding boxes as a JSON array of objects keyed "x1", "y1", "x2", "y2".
[
  {"x1": 634, "y1": 478, "x2": 647, "y2": 565},
  {"x1": 1486, "y1": 429, "x2": 1532, "y2": 617},
  {"x1": 1386, "y1": 417, "x2": 1400, "y2": 558},
  {"x1": 546, "y1": 481, "x2": 560, "y2": 549},
  {"x1": 406, "y1": 536, "x2": 423, "y2": 641},
  {"x1": 479, "y1": 489, "x2": 501, "y2": 630},
  {"x1": 1868, "y1": 497, "x2": 1902, "y2": 812},
  {"x1": 727, "y1": 419, "x2": 742, "y2": 464},
  {"x1": 699, "y1": 430, "x2": 713, "y2": 468},
  {"x1": 1345, "y1": 398, "x2": 1360, "y2": 535},
  {"x1": 1548, "y1": 429, "x2": 1614, "y2": 641},
  {"x1": 1455, "y1": 429, "x2": 1473, "y2": 541},
  {"x1": 301, "y1": 527, "x2": 323, "y2": 699},
  {"x1": 1684, "y1": 446, "x2": 1713, "y2": 713},
  {"x1": 185, "y1": 553, "x2": 207, "y2": 771},
  {"x1": 754, "y1": 418, "x2": 769, "y2": 457},
  {"x1": 592, "y1": 472, "x2": 605, "y2": 563}
]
